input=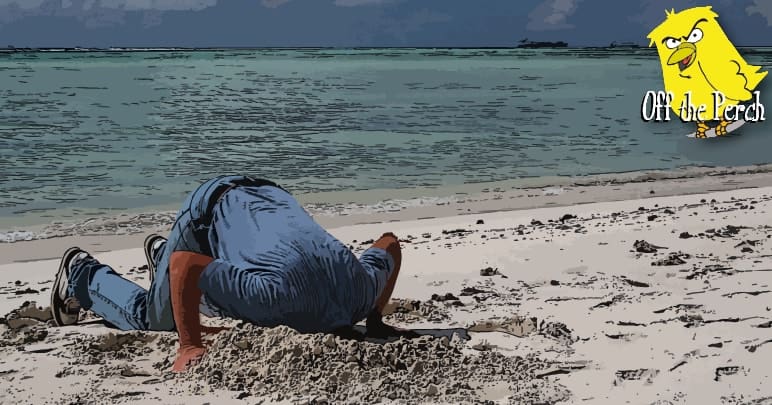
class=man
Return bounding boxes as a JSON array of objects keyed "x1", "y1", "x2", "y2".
[{"x1": 51, "y1": 175, "x2": 404, "y2": 372}]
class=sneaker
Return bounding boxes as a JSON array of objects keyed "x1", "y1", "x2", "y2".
[
  {"x1": 51, "y1": 247, "x2": 89, "y2": 326},
  {"x1": 143, "y1": 234, "x2": 167, "y2": 285}
]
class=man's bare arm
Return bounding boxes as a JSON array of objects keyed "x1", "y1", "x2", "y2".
[{"x1": 169, "y1": 251, "x2": 212, "y2": 372}]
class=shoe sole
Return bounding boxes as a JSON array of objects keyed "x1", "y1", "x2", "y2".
[
  {"x1": 143, "y1": 234, "x2": 165, "y2": 285},
  {"x1": 51, "y1": 247, "x2": 84, "y2": 327}
]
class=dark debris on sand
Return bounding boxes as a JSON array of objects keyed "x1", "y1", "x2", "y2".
[
  {"x1": 651, "y1": 252, "x2": 691, "y2": 266},
  {"x1": 714, "y1": 366, "x2": 743, "y2": 381},
  {"x1": 13, "y1": 287, "x2": 39, "y2": 295},
  {"x1": 430, "y1": 293, "x2": 460, "y2": 302},
  {"x1": 713, "y1": 225, "x2": 748, "y2": 238},
  {"x1": 633, "y1": 240, "x2": 666, "y2": 254},
  {"x1": 441, "y1": 228, "x2": 474, "y2": 237},
  {"x1": 459, "y1": 286, "x2": 494, "y2": 297},
  {"x1": 479, "y1": 267, "x2": 504, "y2": 277},
  {"x1": 383, "y1": 299, "x2": 452, "y2": 323},
  {"x1": 559, "y1": 214, "x2": 577, "y2": 223},
  {"x1": 614, "y1": 368, "x2": 659, "y2": 385},
  {"x1": 621, "y1": 278, "x2": 650, "y2": 288},
  {"x1": 538, "y1": 321, "x2": 575, "y2": 345},
  {"x1": 685, "y1": 265, "x2": 734, "y2": 280}
]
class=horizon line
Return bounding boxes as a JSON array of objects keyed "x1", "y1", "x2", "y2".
[{"x1": 3, "y1": 44, "x2": 772, "y2": 51}]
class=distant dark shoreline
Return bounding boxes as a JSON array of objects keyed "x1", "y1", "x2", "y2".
[{"x1": 1, "y1": 46, "x2": 770, "y2": 53}]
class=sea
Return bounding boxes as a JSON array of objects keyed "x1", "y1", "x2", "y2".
[{"x1": 1, "y1": 47, "x2": 771, "y2": 236}]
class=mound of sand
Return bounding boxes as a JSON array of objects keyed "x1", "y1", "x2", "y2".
[
  {"x1": 0, "y1": 301, "x2": 51, "y2": 347},
  {"x1": 179, "y1": 323, "x2": 566, "y2": 404},
  {"x1": 1, "y1": 299, "x2": 568, "y2": 404}
]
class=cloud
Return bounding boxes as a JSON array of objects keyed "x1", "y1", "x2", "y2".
[
  {"x1": 261, "y1": 0, "x2": 291, "y2": 8},
  {"x1": 259, "y1": 0, "x2": 395, "y2": 9},
  {"x1": 527, "y1": 0, "x2": 582, "y2": 31},
  {"x1": 747, "y1": 0, "x2": 772, "y2": 26},
  {"x1": 0, "y1": 0, "x2": 216, "y2": 11},
  {"x1": 0, "y1": 0, "x2": 217, "y2": 27},
  {"x1": 631, "y1": 0, "x2": 698, "y2": 28},
  {"x1": 334, "y1": 0, "x2": 394, "y2": 6},
  {"x1": 0, "y1": 0, "x2": 46, "y2": 10},
  {"x1": 92, "y1": 0, "x2": 216, "y2": 11}
]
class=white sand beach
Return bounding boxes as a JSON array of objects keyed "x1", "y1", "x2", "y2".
[{"x1": 1, "y1": 170, "x2": 772, "y2": 404}]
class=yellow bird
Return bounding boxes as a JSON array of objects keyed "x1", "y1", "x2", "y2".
[{"x1": 647, "y1": 6, "x2": 767, "y2": 138}]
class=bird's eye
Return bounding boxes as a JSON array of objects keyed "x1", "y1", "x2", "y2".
[
  {"x1": 687, "y1": 28, "x2": 703, "y2": 43},
  {"x1": 665, "y1": 38, "x2": 681, "y2": 49}
]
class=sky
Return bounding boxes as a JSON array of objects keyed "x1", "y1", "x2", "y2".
[{"x1": 0, "y1": 0, "x2": 770, "y2": 48}]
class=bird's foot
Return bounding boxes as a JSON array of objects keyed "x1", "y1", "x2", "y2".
[
  {"x1": 695, "y1": 122, "x2": 710, "y2": 139},
  {"x1": 715, "y1": 120, "x2": 731, "y2": 136}
]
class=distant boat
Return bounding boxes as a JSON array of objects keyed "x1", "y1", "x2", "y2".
[
  {"x1": 2, "y1": 45, "x2": 34, "y2": 52},
  {"x1": 609, "y1": 41, "x2": 641, "y2": 49},
  {"x1": 517, "y1": 38, "x2": 568, "y2": 49}
]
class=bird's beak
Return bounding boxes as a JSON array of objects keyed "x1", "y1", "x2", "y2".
[{"x1": 667, "y1": 42, "x2": 696, "y2": 72}]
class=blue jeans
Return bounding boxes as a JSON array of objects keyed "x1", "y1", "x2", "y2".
[{"x1": 68, "y1": 176, "x2": 395, "y2": 332}]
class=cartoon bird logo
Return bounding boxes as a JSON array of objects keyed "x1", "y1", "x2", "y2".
[{"x1": 647, "y1": 6, "x2": 767, "y2": 138}]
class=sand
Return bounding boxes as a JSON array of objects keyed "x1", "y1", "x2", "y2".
[{"x1": 1, "y1": 172, "x2": 772, "y2": 404}]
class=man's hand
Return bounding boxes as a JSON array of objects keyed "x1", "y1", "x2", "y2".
[
  {"x1": 366, "y1": 311, "x2": 418, "y2": 339},
  {"x1": 172, "y1": 345, "x2": 207, "y2": 372}
]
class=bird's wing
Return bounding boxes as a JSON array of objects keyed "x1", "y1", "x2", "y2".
[{"x1": 698, "y1": 59, "x2": 753, "y2": 101}]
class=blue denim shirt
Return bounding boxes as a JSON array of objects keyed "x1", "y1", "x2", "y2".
[{"x1": 153, "y1": 176, "x2": 395, "y2": 332}]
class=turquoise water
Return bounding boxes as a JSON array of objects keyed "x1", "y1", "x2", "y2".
[{"x1": 1, "y1": 48, "x2": 771, "y2": 227}]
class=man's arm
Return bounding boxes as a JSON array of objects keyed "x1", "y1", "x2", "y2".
[{"x1": 169, "y1": 251, "x2": 212, "y2": 372}]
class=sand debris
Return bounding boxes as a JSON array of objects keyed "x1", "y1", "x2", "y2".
[
  {"x1": 591, "y1": 294, "x2": 626, "y2": 309},
  {"x1": 754, "y1": 321, "x2": 772, "y2": 329},
  {"x1": 621, "y1": 277, "x2": 650, "y2": 288},
  {"x1": 614, "y1": 368, "x2": 659, "y2": 385},
  {"x1": 722, "y1": 290, "x2": 771, "y2": 298},
  {"x1": 479, "y1": 267, "x2": 501, "y2": 277},
  {"x1": 0, "y1": 301, "x2": 52, "y2": 347},
  {"x1": 714, "y1": 366, "x2": 744, "y2": 381},
  {"x1": 539, "y1": 321, "x2": 575, "y2": 345},
  {"x1": 633, "y1": 240, "x2": 666, "y2": 253},
  {"x1": 714, "y1": 225, "x2": 748, "y2": 238},
  {"x1": 459, "y1": 286, "x2": 492, "y2": 296},
  {"x1": 467, "y1": 316, "x2": 538, "y2": 337},
  {"x1": 651, "y1": 252, "x2": 691, "y2": 266},
  {"x1": 429, "y1": 292, "x2": 459, "y2": 302},
  {"x1": 685, "y1": 265, "x2": 735, "y2": 280},
  {"x1": 381, "y1": 298, "x2": 450, "y2": 323},
  {"x1": 653, "y1": 304, "x2": 704, "y2": 314}
]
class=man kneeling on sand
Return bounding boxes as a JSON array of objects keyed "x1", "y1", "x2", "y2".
[{"x1": 50, "y1": 175, "x2": 404, "y2": 372}]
